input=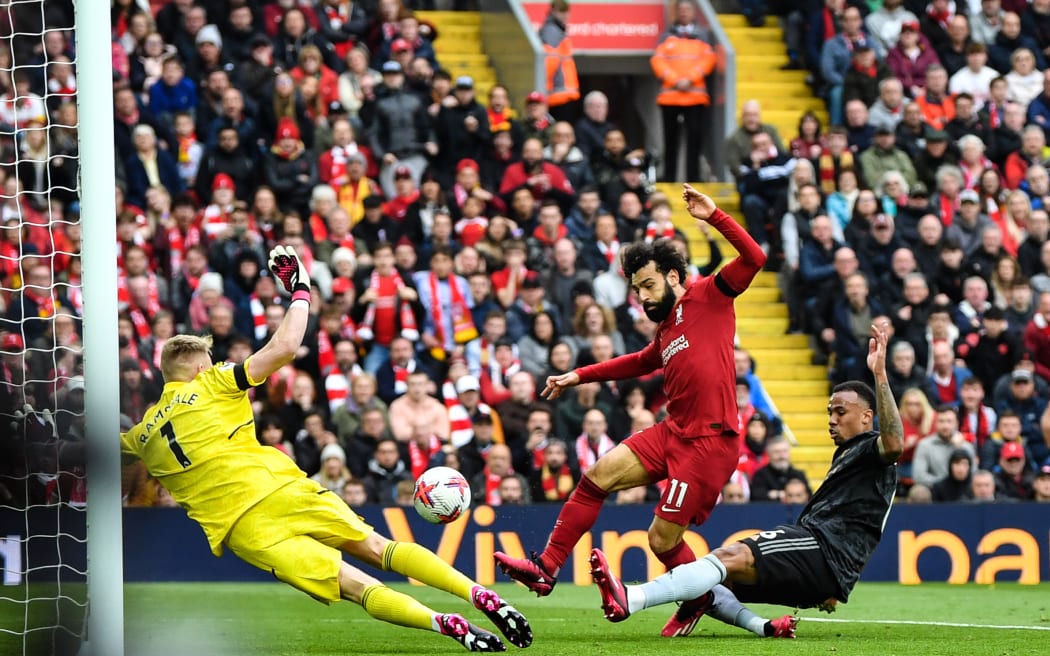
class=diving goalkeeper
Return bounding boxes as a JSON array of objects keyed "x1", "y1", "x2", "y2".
[{"x1": 120, "y1": 245, "x2": 530, "y2": 652}]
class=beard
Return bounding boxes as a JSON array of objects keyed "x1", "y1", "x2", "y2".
[{"x1": 643, "y1": 286, "x2": 676, "y2": 322}]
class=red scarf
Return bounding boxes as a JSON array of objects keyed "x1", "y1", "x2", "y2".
[
  {"x1": 317, "y1": 330, "x2": 336, "y2": 377},
  {"x1": 249, "y1": 293, "x2": 267, "y2": 342},
  {"x1": 644, "y1": 221, "x2": 675, "y2": 243},
  {"x1": 960, "y1": 405, "x2": 992, "y2": 449},
  {"x1": 409, "y1": 435, "x2": 442, "y2": 480},
  {"x1": 853, "y1": 61, "x2": 877, "y2": 77},
  {"x1": 939, "y1": 194, "x2": 957, "y2": 226},
  {"x1": 25, "y1": 288, "x2": 56, "y2": 320},
  {"x1": 309, "y1": 212, "x2": 330, "y2": 243},
  {"x1": 357, "y1": 269, "x2": 419, "y2": 342},
  {"x1": 128, "y1": 307, "x2": 152, "y2": 340},
  {"x1": 597, "y1": 239, "x2": 619, "y2": 265},
  {"x1": 488, "y1": 108, "x2": 514, "y2": 132},
  {"x1": 392, "y1": 359, "x2": 416, "y2": 396},
  {"x1": 927, "y1": 6, "x2": 952, "y2": 31},
  {"x1": 429, "y1": 272, "x2": 478, "y2": 347},
  {"x1": 576, "y1": 432, "x2": 615, "y2": 474},
  {"x1": 177, "y1": 134, "x2": 197, "y2": 165},
  {"x1": 482, "y1": 465, "x2": 507, "y2": 505},
  {"x1": 117, "y1": 272, "x2": 161, "y2": 315},
  {"x1": 987, "y1": 104, "x2": 1001, "y2": 128},
  {"x1": 823, "y1": 8, "x2": 836, "y2": 42},
  {"x1": 340, "y1": 314, "x2": 357, "y2": 340},
  {"x1": 488, "y1": 356, "x2": 521, "y2": 388},
  {"x1": 66, "y1": 275, "x2": 83, "y2": 316},
  {"x1": 540, "y1": 463, "x2": 574, "y2": 501}
]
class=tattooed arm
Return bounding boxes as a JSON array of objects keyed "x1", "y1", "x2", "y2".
[{"x1": 867, "y1": 324, "x2": 904, "y2": 463}]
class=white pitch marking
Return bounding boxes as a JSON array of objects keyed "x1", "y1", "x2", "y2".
[{"x1": 803, "y1": 617, "x2": 1050, "y2": 631}]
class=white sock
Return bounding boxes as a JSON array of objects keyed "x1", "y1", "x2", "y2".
[
  {"x1": 710, "y1": 584, "x2": 767, "y2": 636},
  {"x1": 631, "y1": 554, "x2": 727, "y2": 612}
]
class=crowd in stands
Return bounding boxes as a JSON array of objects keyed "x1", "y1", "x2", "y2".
[
  {"x1": 729, "y1": 0, "x2": 1050, "y2": 503},
  {"x1": 1, "y1": 0, "x2": 1050, "y2": 512}
]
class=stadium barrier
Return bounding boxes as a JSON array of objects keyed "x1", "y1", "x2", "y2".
[{"x1": 2, "y1": 503, "x2": 1048, "y2": 586}]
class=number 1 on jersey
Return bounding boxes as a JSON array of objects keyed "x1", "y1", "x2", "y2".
[{"x1": 160, "y1": 421, "x2": 192, "y2": 468}]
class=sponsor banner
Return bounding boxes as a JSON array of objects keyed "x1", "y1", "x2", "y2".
[
  {"x1": 522, "y1": 0, "x2": 667, "y2": 52},
  {"x1": 2, "y1": 504, "x2": 1048, "y2": 585}
]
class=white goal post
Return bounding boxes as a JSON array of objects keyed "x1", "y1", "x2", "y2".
[{"x1": 75, "y1": 0, "x2": 124, "y2": 653}]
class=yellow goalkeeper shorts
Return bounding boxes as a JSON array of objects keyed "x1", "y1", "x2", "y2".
[{"x1": 225, "y1": 477, "x2": 373, "y2": 603}]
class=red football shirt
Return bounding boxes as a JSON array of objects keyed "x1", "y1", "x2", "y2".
[{"x1": 574, "y1": 207, "x2": 766, "y2": 438}]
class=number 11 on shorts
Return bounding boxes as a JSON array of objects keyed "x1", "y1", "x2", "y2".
[{"x1": 661, "y1": 479, "x2": 688, "y2": 512}]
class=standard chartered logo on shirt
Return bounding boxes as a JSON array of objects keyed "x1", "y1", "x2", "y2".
[{"x1": 660, "y1": 335, "x2": 690, "y2": 366}]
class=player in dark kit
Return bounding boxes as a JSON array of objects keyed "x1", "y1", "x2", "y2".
[
  {"x1": 494, "y1": 184, "x2": 767, "y2": 636},
  {"x1": 589, "y1": 325, "x2": 903, "y2": 639}
]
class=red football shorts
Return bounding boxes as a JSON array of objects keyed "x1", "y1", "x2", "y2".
[{"x1": 623, "y1": 421, "x2": 740, "y2": 527}]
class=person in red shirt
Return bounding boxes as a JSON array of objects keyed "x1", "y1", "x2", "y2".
[
  {"x1": 494, "y1": 184, "x2": 766, "y2": 635},
  {"x1": 498, "y1": 137, "x2": 575, "y2": 209}
]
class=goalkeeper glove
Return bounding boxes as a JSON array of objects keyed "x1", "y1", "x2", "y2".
[{"x1": 268, "y1": 245, "x2": 312, "y2": 303}]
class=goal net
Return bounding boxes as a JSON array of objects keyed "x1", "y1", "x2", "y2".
[{"x1": 0, "y1": 2, "x2": 87, "y2": 655}]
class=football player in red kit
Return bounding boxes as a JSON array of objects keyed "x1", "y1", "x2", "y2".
[{"x1": 495, "y1": 184, "x2": 767, "y2": 636}]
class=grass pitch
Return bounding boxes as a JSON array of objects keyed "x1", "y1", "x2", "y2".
[
  {"x1": 4, "y1": 582, "x2": 1048, "y2": 655},
  {"x1": 122, "y1": 582, "x2": 1047, "y2": 656}
]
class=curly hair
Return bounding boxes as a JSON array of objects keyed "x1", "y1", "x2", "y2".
[{"x1": 620, "y1": 239, "x2": 687, "y2": 283}]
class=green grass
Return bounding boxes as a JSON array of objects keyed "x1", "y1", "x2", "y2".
[{"x1": 5, "y1": 582, "x2": 1049, "y2": 655}]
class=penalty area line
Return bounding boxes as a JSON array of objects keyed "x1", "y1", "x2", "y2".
[{"x1": 803, "y1": 617, "x2": 1050, "y2": 631}]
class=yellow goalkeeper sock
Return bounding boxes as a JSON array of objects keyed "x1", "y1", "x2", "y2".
[
  {"x1": 360, "y1": 583, "x2": 437, "y2": 632},
  {"x1": 382, "y1": 541, "x2": 475, "y2": 602}
]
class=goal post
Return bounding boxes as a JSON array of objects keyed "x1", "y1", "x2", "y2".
[{"x1": 75, "y1": 0, "x2": 124, "y2": 653}]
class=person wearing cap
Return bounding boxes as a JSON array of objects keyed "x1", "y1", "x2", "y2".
[
  {"x1": 912, "y1": 404, "x2": 977, "y2": 488},
  {"x1": 522, "y1": 90, "x2": 555, "y2": 145},
  {"x1": 351, "y1": 197, "x2": 398, "y2": 258},
  {"x1": 450, "y1": 374, "x2": 506, "y2": 450},
  {"x1": 434, "y1": 75, "x2": 492, "y2": 188},
  {"x1": 993, "y1": 440, "x2": 1035, "y2": 499},
  {"x1": 1033, "y1": 464, "x2": 1050, "y2": 501},
  {"x1": 945, "y1": 189, "x2": 993, "y2": 255},
  {"x1": 263, "y1": 115, "x2": 319, "y2": 218},
  {"x1": 382, "y1": 164, "x2": 423, "y2": 223},
  {"x1": 859, "y1": 124, "x2": 918, "y2": 190},
  {"x1": 370, "y1": 57, "x2": 436, "y2": 198},
  {"x1": 650, "y1": 0, "x2": 716, "y2": 182},
  {"x1": 995, "y1": 365, "x2": 1049, "y2": 463},
  {"x1": 538, "y1": 0, "x2": 581, "y2": 122}
]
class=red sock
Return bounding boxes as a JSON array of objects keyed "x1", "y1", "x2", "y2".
[
  {"x1": 656, "y1": 540, "x2": 696, "y2": 571},
  {"x1": 539, "y1": 475, "x2": 608, "y2": 574}
]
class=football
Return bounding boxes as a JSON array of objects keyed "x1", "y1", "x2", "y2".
[{"x1": 413, "y1": 466, "x2": 472, "y2": 524}]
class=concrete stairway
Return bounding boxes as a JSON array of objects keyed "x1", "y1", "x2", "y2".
[
  {"x1": 719, "y1": 14, "x2": 828, "y2": 145},
  {"x1": 658, "y1": 182, "x2": 833, "y2": 485},
  {"x1": 417, "y1": 11, "x2": 497, "y2": 101}
]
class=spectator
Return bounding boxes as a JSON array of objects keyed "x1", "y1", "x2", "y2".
[
  {"x1": 926, "y1": 340, "x2": 974, "y2": 408},
  {"x1": 820, "y1": 6, "x2": 872, "y2": 126},
  {"x1": 528, "y1": 438, "x2": 579, "y2": 503},
  {"x1": 1005, "y1": 48, "x2": 1042, "y2": 110},
  {"x1": 994, "y1": 367, "x2": 1049, "y2": 464},
  {"x1": 956, "y1": 306, "x2": 1023, "y2": 390},
  {"x1": 124, "y1": 124, "x2": 183, "y2": 211},
  {"x1": 993, "y1": 441, "x2": 1035, "y2": 498},
  {"x1": 738, "y1": 131, "x2": 794, "y2": 259},
  {"x1": 574, "y1": 408, "x2": 615, "y2": 476},
  {"x1": 363, "y1": 437, "x2": 412, "y2": 505},
  {"x1": 650, "y1": 1, "x2": 716, "y2": 183},
  {"x1": 913, "y1": 405, "x2": 977, "y2": 488},
  {"x1": 782, "y1": 478, "x2": 811, "y2": 505},
  {"x1": 971, "y1": 0, "x2": 1006, "y2": 47},
  {"x1": 958, "y1": 376, "x2": 999, "y2": 453},
  {"x1": 725, "y1": 100, "x2": 785, "y2": 191},
  {"x1": 866, "y1": 0, "x2": 918, "y2": 54},
  {"x1": 497, "y1": 474, "x2": 530, "y2": 505},
  {"x1": 1023, "y1": 291, "x2": 1050, "y2": 382},
  {"x1": 435, "y1": 76, "x2": 491, "y2": 189},
  {"x1": 370, "y1": 61, "x2": 435, "y2": 197},
  {"x1": 931, "y1": 448, "x2": 975, "y2": 501},
  {"x1": 749, "y1": 437, "x2": 811, "y2": 503},
  {"x1": 1034, "y1": 464, "x2": 1050, "y2": 501},
  {"x1": 574, "y1": 91, "x2": 612, "y2": 161},
  {"x1": 470, "y1": 443, "x2": 527, "y2": 506},
  {"x1": 311, "y1": 443, "x2": 352, "y2": 494},
  {"x1": 538, "y1": 0, "x2": 581, "y2": 122},
  {"x1": 264, "y1": 117, "x2": 318, "y2": 217},
  {"x1": 951, "y1": 44, "x2": 1000, "y2": 109},
  {"x1": 971, "y1": 469, "x2": 1001, "y2": 500},
  {"x1": 384, "y1": 369, "x2": 448, "y2": 440},
  {"x1": 414, "y1": 246, "x2": 477, "y2": 365}
]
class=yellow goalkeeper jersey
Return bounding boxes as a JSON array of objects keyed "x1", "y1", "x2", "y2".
[{"x1": 120, "y1": 359, "x2": 306, "y2": 555}]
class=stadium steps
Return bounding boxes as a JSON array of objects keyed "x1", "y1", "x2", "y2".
[
  {"x1": 720, "y1": 14, "x2": 828, "y2": 144},
  {"x1": 418, "y1": 11, "x2": 497, "y2": 100},
  {"x1": 658, "y1": 182, "x2": 833, "y2": 486}
]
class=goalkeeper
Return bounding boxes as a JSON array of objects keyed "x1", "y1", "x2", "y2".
[{"x1": 120, "y1": 246, "x2": 530, "y2": 653}]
